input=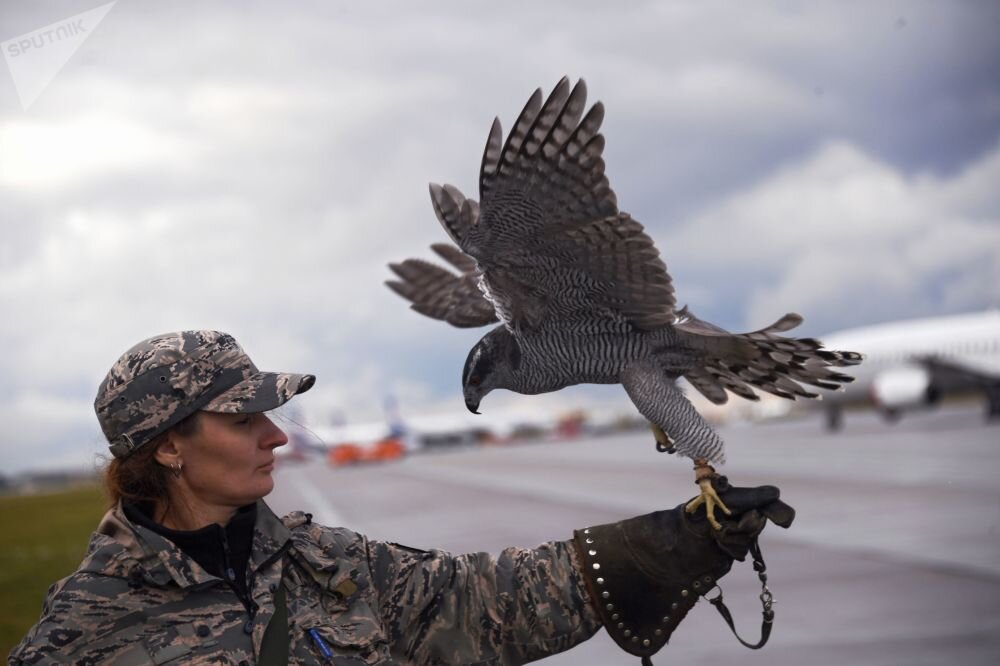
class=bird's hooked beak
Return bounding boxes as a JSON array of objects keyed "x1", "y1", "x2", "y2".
[{"x1": 465, "y1": 398, "x2": 481, "y2": 415}]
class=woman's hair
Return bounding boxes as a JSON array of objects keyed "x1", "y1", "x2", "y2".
[{"x1": 102, "y1": 412, "x2": 201, "y2": 508}]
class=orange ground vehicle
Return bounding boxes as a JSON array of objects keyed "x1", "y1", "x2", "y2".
[
  {"x1": 366, "y1": 437, "x2": 405, "y2": 461},
  {"x1": 327, "y1": 438, "x2": 405, "y2": 466},
  {"x1": 327, "y1": 443, "x2": 364, "y2": 466}
]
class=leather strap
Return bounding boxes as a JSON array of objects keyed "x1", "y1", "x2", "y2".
[
  {"x1": 707, "y1": 538, "x2": 773, "y2": 650},
  {"x1": 258, "y1": 567, "x2": 289, "y2": 666},
  {"x1": 709, "y1": 592, "x2": 772, "y2": 650}
]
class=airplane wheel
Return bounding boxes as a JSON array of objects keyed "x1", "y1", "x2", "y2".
[
  {"x1": 986, "y1": 388, "x2": 1000, "y2": 422},
  {"x1": 825, "y1": 407, "x2": 843, "y2": 432}
]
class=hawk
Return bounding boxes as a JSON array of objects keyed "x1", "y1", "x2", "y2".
[{"x1": 386, "y1": 78, "x2": 861, "y2": 526}]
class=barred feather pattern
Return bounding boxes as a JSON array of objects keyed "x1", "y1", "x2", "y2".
[
  {"x1": 622, "y1": 361, "x2": 725, "y2": 464},
  {"x1": 438, "y1": 77, "x2": 675, "y2": 333},
  {"x1": 674, "y1": 308, "x2": 862, "y2": 405},
  {"x1": 495, "y1": 310, "x2": 859, "y2": 463},
  {"x1": 385, "y1": 247, "x2": 498, "y2": 328},
  {"x1": 509, "y1": 319, "x2": 653, "y2": 392},
  {"x1": 491, "y1": 320, "x2": 710, "y2": 463}
]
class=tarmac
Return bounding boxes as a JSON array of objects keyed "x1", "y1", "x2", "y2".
[{"x1": 269, "y1": 404, "x2": 1000, "y2": 665}]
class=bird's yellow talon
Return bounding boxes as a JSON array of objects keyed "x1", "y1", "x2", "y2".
[{"x1": 687, "y1": 461, "x2": 729, "y2": 530}]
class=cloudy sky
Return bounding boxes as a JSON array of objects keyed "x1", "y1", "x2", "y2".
[{"x1": 1, "y1": 1, "x2": 998, "y2": 475}]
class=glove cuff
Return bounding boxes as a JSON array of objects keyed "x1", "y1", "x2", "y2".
[{"x1": 573, "y1": 510, "x2": 729, "y2": 658}]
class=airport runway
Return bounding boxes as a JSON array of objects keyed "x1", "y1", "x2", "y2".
[{"x1": 269, "y1": 405, "x2": 1000, "y2": 665}]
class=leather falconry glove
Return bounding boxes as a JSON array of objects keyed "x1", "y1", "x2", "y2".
[{"x1": 573, "y1": 478, "x2": 794, "y2": 663}]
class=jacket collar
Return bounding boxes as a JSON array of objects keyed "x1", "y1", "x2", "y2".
[{"x1": 93, "y1": 499, "x2": 292, "y2": 589}]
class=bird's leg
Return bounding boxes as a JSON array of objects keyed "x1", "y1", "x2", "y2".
[
  {"x1": 684, "y1": 459, "x2": 731, "y2": 530},
  {"x1": 650, "y1": 422, "x2": 676, "y2": 454}
]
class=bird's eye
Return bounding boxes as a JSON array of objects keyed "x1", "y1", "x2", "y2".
[{"x1": 469, "y1": 376, "x2": 481, "y2": 387}]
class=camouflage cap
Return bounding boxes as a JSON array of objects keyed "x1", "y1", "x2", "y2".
[{"x1": 95, "y1": 330, "x2": 315, "y2": 458}]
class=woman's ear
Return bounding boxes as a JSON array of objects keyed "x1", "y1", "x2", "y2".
[{"x1": 154, "y1": 432, "x2": 182, "y2": 469}]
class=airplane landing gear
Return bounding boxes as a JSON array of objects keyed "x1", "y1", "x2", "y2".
[{"x1": 825, "y1": 405, "x2": 843, "y2": 432}]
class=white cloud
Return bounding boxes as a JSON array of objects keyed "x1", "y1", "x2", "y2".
[
  {"x1": 613, "y1": 60, "x2": 823, "y2": 127},
  {"x1": 0, "y1": 114, "x2": 199, "y2": 190},
  {"x1": 666, "y1": 140, "x2": 1000, "y2": 334},
  {"x1": 0, "y1": 391, "x2": 102, "y2": 474}
]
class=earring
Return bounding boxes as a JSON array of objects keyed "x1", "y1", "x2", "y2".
[{"x1": 171, "y1": 461, "x2": 183, "y2": 478}]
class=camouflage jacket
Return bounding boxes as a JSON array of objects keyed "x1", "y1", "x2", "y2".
[{"x1": 9, "y1": 501, "x2": 600, "y2": 665}]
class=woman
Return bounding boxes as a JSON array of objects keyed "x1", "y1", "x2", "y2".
[{"x1": 10, "y1": 330, "x2": 786, "y2": 665}]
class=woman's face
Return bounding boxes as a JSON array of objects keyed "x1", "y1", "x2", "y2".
[{"x1": 172, "y1": 411, "x2": 288, "y2": 508}]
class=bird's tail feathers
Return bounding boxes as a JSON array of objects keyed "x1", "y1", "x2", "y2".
[{"x1": 675, "y1": 308, "x2": 863, "y2": 405}]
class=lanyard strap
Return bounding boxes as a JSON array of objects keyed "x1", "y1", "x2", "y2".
[{"x1": 707, "y1": 538, "x2": 774, "y2": 650}]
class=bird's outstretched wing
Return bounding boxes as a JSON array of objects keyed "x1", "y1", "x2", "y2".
[
  {"x1": 434, "y1": 77, "x2": 676, "y2": 332},
  {"x1": 386, "y1": 242, "x2": 498, "y2": 328}
]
